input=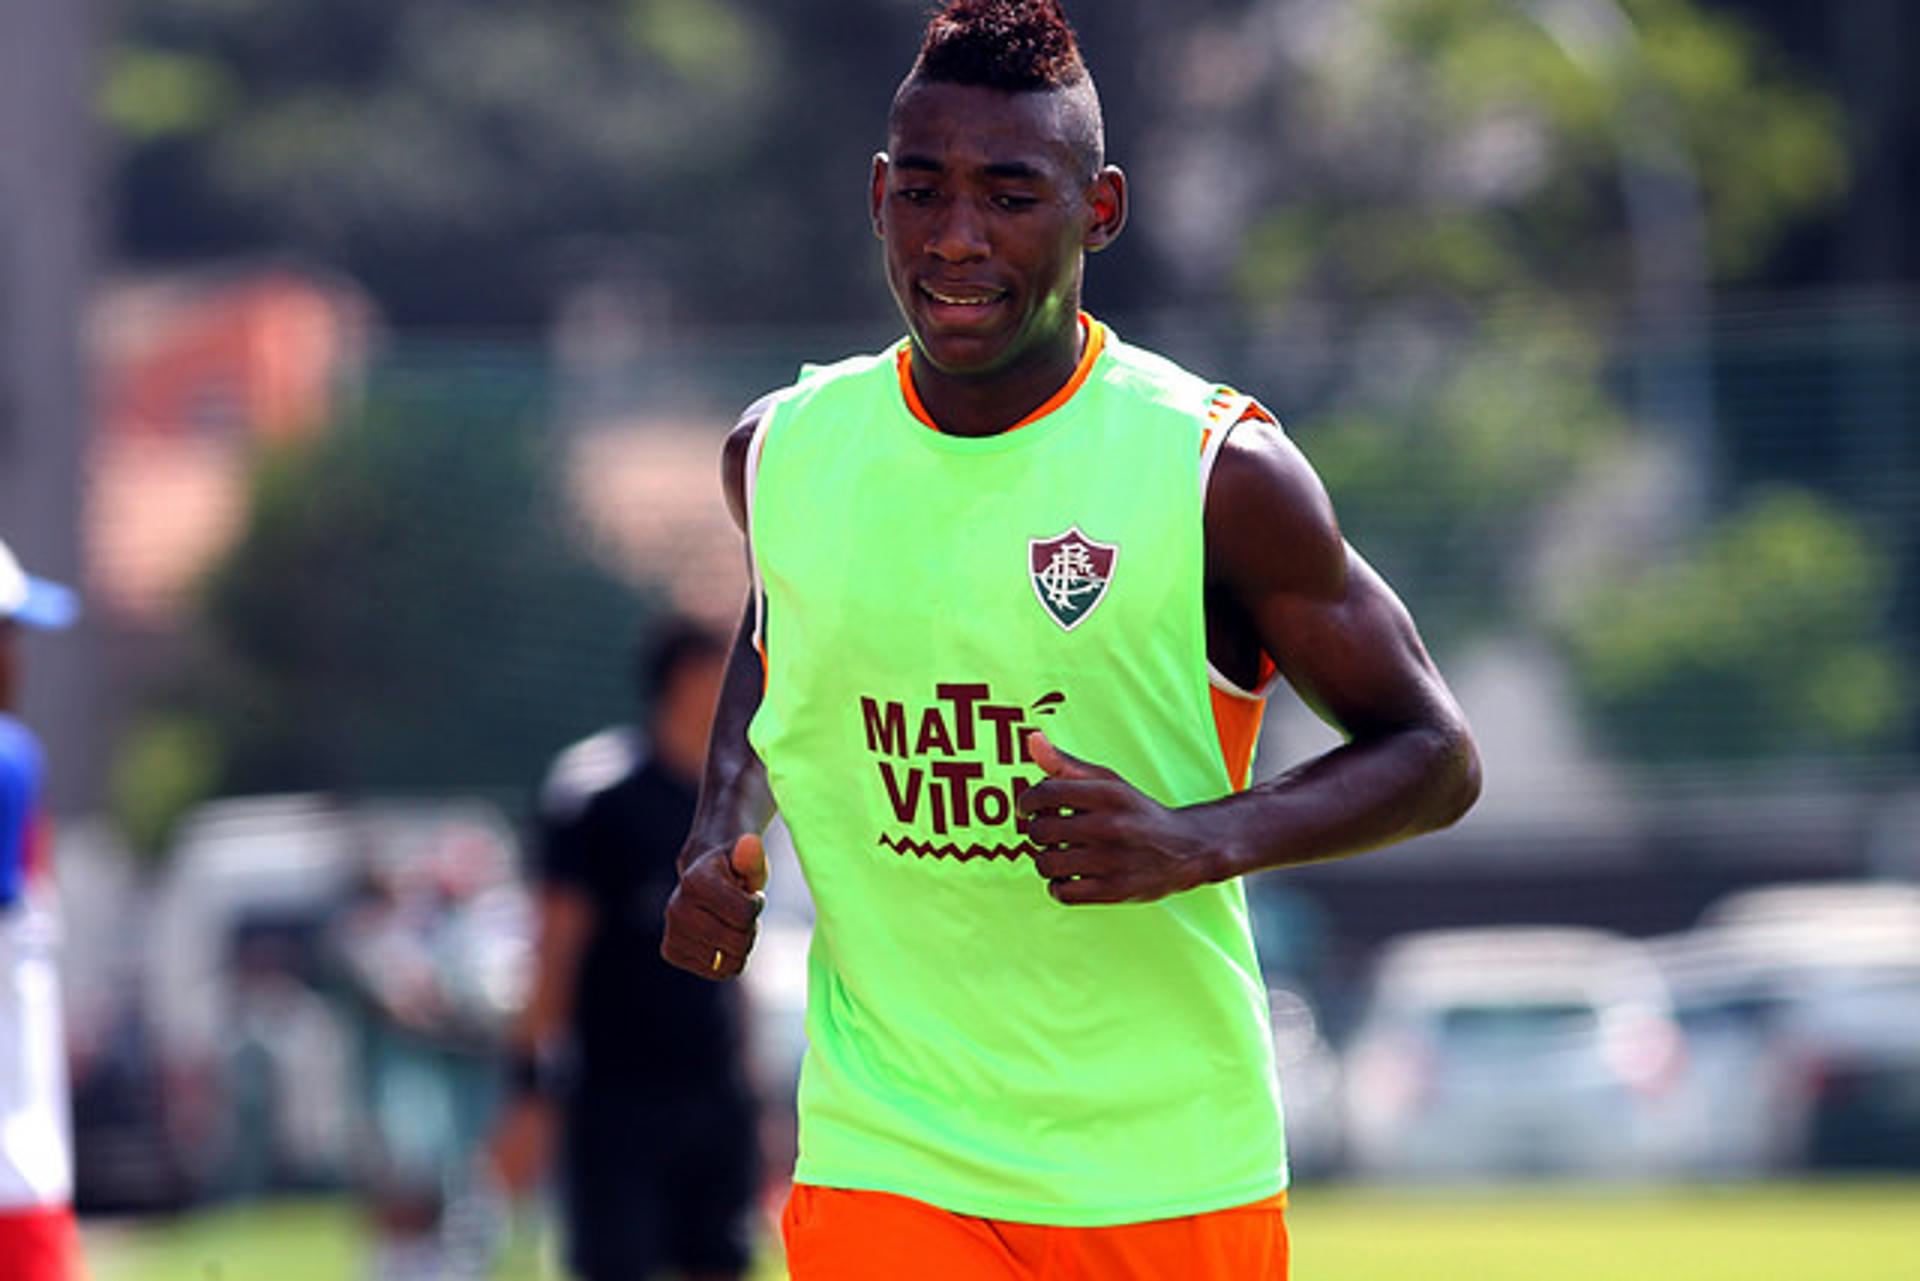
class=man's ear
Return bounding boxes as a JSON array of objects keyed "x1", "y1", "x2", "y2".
[
  {"x1": 870, "y1": 152, "x2": 890, "y2": 239},
  {"x1": 1084, "y1": 165, "x2": 1128, "y2": 252}
]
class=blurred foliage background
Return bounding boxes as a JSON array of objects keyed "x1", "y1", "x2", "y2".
[{"x1": 84, "y1": 0, "x2": 1917, "y2": 840}]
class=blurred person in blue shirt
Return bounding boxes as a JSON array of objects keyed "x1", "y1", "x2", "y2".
[{"x1": 0, "y1": 535, "x2": 83, "y2": 1280}]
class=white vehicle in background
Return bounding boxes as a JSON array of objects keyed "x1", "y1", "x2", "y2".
[
  {"x1": 1657, "y1": 881, "x2": 1920, "y2": 1175},
  {"x1": 1342, "y1": 927, "x2": 1683, "y2": 1180},
  {"x1": 134, "y1": 794, "x2": 530, "y2": 1203}
]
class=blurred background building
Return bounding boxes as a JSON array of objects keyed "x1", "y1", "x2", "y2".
[{"x1": 2, "y1": 0, "x2": 1917, "y2": 1262}]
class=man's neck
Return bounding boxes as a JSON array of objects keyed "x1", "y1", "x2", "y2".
[{"x1": 910, "y1": 318, "x2": 1086, "y2": 438}]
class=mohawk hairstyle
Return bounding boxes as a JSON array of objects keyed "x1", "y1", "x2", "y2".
[{"x1": 913, "y1": 0, "x2": 1090, "y2": 92}]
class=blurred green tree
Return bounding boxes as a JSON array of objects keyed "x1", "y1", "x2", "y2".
[
  {"x1": 106, "y1": 0, "x2": 1905, "y2": 765},
  {"x1": 107, "y1": 0, "x2": 932, "y2": 328},
  {"x1": 1559, "y1": 488, "x2": 1908, "y2": 761},
  {"x1": 1136, "y1": 0, "x2": 1913, "y2": 761},
  {"x1": 108, "y1": 712, "x2": 224, "y2": 863},
  {"x1": 156, "y1": 366, "x2": 648, "y2": 811},
  {"x1": 1149, "y1": 0, "x2": 1847, "y2": 645}
]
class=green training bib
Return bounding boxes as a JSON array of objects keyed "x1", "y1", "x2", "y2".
[{"x1": 747, "y1": 319, "x2": 1287, "y2": 1225}]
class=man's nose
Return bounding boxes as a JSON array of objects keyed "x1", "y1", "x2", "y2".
[{"x1": 927, "y1": 199, "x2": 989, "y2": 262}]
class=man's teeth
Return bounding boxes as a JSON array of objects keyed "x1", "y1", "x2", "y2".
[{"x1": 926, "y1": 288, "x2": 999, "y2": 305}]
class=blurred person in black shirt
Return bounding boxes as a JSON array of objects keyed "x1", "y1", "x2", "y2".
[{"x1": 488, "y1": 619, "x2": 757, "y2": 1281}]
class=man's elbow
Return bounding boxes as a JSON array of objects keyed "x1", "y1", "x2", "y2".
[{"x1": 1425, "y1": 717, "x2": 1482, "y2": 831}]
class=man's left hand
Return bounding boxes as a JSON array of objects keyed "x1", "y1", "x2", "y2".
[{"x1": 1017, "y1": 730, "x2": 1226, "y2": 905}]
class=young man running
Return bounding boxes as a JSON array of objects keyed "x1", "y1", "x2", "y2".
[{"x1": 663, "y1": 3, "x2": 1481, "y2": 1276}]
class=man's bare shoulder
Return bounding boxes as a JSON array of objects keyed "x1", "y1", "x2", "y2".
[
  {"x1": 721, "y1": 393, "x2": 780, "y2": 532},
  {"x1": 1206, "y1": 417, "x2": 1346, "y2": 603}
]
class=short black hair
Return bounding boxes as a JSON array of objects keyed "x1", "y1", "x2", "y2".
[
  {"x1": 895, "y1": 0, "x2": 1105, "y2": 175},
  {"x1": 637, "y1": 617, "x2": 725, "y2": 710},
  {"x1": 912, "y1": 0, "x2": 1090, "y2": 92}
]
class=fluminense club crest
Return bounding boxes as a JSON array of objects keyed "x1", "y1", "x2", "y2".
[{"x1": 1029, "y1": 526, "x2": 1118, "y2": 631}]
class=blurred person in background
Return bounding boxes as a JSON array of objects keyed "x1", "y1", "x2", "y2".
[
  {"x1": 488, "y1": 620, "x2": 756, "y2": 1281},
  {"x1": 660, "y1": 2, "x2": 1479, "y2": 1278},
  {"x1": 0, "y1": 536, "x2": 84, "y2": 1280},
  {"x1": 217, "y1": 928, "x2": 355, "y2": 1198},
  {"x1": 334, "y1": 821, "x2": 526, "y2": 1281}
]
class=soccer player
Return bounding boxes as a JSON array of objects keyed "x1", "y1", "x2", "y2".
[
  {"x1": 0, "y1": 536, "x2": 84, "y2": 1280},
  {"x1": 490, "y1": 621, "x2": 758, "y2": 1281},
  {"x1": 662, "y1": 2, "x2": 1482, "y2": 1276}
]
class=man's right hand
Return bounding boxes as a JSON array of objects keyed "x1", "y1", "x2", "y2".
[{"x1": 662, "y1": 833, "x2": 768, "y2": 980}]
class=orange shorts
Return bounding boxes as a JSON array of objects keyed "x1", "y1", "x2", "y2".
[
  {"x1": 0, "y1": 1204, "x2": 86, "y2": 1281},
  {"x1": 781, "y1": 1184, "x2": 1289, "y2": 1281}
]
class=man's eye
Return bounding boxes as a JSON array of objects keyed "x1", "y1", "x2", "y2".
[
  {"x1": 897, "y1": 188, "x2": 937, "y2": 205},
  {"x1": 992, "y1": 194, "x2": 1038, "y2": 211}
]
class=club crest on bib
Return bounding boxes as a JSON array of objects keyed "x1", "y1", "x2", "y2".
[{"x1": 1029, "y1": 526, "x2": 1118, "y2": 632}]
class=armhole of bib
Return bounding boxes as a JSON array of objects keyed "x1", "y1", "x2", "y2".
[
  {"x1": 1201, "y1": 397, "x2": 1286, "y2": 789},
  {"x1": 742, "y1": 398, "x2": 779, "y2": 674}
]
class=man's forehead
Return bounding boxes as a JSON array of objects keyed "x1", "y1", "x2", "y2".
[{"x1": 888, "y1": 81, "x2": 1085, "y2": 171}]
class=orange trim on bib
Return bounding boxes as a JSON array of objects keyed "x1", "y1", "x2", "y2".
[
  {"x1": 897, "y1": 315, "x2": 1108, "y2": 434},
  {"x1": 1204, "y1": 402, "x2": 1280, "y2": 791},
  {"x1": 782, "y1": 1184, "x2": 1288, "y2": 1281},
  {"x1": 1211, "y1": 685, "x2": 1267, "y2": 792}
]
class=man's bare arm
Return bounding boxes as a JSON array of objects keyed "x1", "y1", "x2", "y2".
[
  {"x1": 661, "y1": 410, "x2": 775, "y2": 977},
  {"x1": 1200, "y1": 420, "x2": 1481, "y2": 871},
  {"x1": 679, "y1": 603, "x2": 774, "y2": 875}
]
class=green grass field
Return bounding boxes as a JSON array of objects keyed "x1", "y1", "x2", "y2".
[
  {"x1": 84, "y1": 1181, "x2": 1919, "y2": 1281},
  {"x1": 1290, "y1": 1182, "x2": 1919, "y2": 1280}
]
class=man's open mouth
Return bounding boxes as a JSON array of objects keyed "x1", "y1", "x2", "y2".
[{"x1": 919, "y1": 283, "x2": 1007, "y2": 307}]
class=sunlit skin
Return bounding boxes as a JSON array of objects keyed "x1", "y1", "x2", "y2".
[
  {"x1": 873, "y1": 79, "x2": 1127, "y2": 438},
  {"x1": 662, "y1": 78, "x2": 1480, "y2": 976}
]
